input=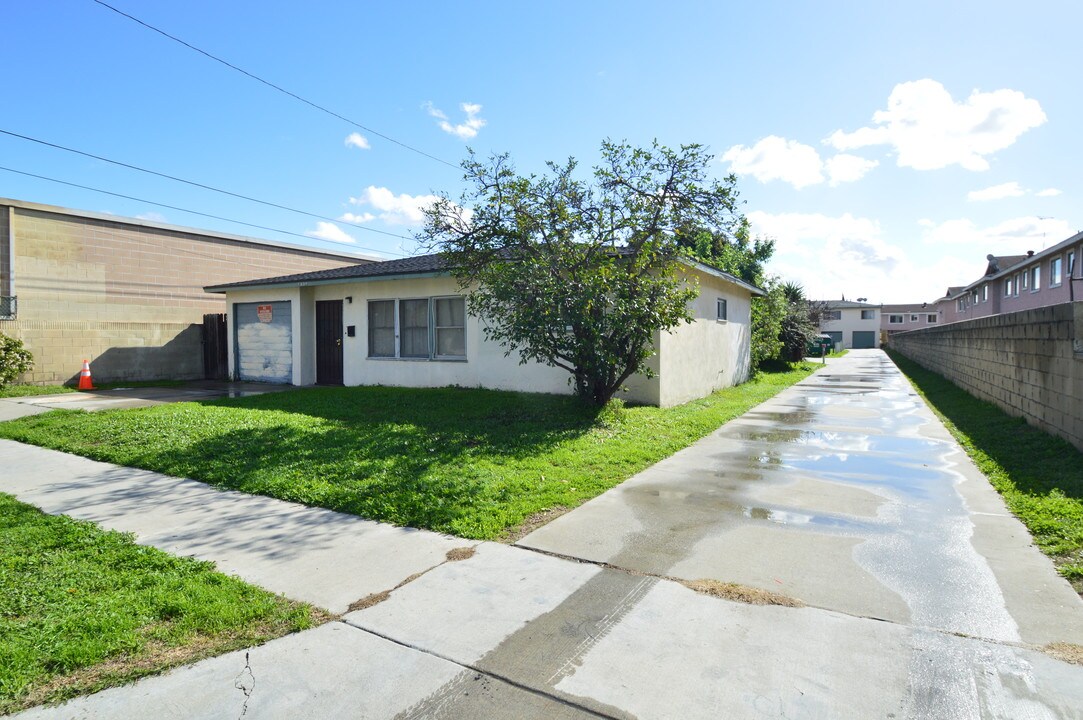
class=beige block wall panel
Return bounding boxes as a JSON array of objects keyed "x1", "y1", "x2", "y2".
[{"x1": 891, "y1": 301, "x2": 1083, "y2": 452}]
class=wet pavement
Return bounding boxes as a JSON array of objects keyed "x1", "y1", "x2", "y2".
[
  {"x1": 0, "y1": 380, "x2": 294, "y2": 421},
  {"x1": 520, "y1": 350, "x2": 1083, "y2": 646},
  {"x1": 7, "y1": 350, "x2": 1083, "y2": 719}
]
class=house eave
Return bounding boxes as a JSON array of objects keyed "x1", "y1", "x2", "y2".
[
  {"x1": 679, "y1": 258, "x2": 766, "y2": 296},
  {"x1": 206, "y1": 271, "x2": 447, "y2": 294}
]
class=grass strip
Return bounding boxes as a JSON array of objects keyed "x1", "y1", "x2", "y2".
[
  {"x1": 0, "y1": 364, "x2": 817, "y2": 541},
  {"x1": 0, "y1": 385, "x2": 77, "y2": 399},
  {"x1": 0, "y1": 493, "x2": 325, "y2": 714},
  {"x1": 0, "y1": 380, "x2": 189, "y2": 400},
  {"x1": 887, "y1": 350, "x2": 1083, "y2": 592}
]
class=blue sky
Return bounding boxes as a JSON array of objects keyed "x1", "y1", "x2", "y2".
[{"x1": 3, "y1": 1, "x2": 1079, "y2": 303}]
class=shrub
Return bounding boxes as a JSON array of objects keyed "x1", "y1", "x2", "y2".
[{"x1": 0, "y1": 333, "x2": 33, "y2": 388}]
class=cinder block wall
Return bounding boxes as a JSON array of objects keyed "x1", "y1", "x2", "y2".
[
  {"x1": 890, "y1": 302, "x2": 1083, "y2": 451},
  {"x1": 0, "y1": 201, "x2": 366, "y2": 384}
]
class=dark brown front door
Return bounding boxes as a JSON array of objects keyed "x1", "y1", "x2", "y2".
[{"x1": 315, "y1": 300, "x2": 344, "y2": 385}]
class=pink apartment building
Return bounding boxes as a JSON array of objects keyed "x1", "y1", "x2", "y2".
[{"x1": 882, "y1": 230, "x2": 1082, "y2": 335}]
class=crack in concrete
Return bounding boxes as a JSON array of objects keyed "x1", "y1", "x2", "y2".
[{"x1": 232, "y1": 651, "x2": 254, "y2": 719}]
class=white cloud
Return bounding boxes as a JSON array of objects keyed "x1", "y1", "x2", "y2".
[
  {"x1": 721, "y1": 136, "x2": 824, "y2": 189},
  {"x1": 305, "y1": 222, "x2": 356, "y2": 244},
  {"x1": 748, "y1": 210, "x2": 962, "y2": 303},
  {"x1": 826, "y1": 79, "x2": 1046, "y2": 171},
  {"x1": 349, "y1": 186, "x2": 442, "y2": 226},
  {"x1": 1036, "y1": 188, "x2": 1062, "y2": 197},
  {"x1": 135, "y1": 211, "x2": 167, "y2": 222},
  {"x1": 825, "y1": 154, "x2": 879, "y2": 186},
  {"x1": 424, "y1": 101, "x2": 486, "y2": 140},
  {"x1": 967, "y1": 181, "x2": 1026, "y2": 202},
  {"x1": 918, "y1": 216, "x2": 1075, "y2": 252},
  {"x1": 344, "y1": 132, "x2": 370, "y2": 150},
  {"x1": 338, "y1": 211, "x2": 375, "y2": 224}
]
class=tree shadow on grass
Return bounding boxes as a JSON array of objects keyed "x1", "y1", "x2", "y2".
[{"x1": 119, "y1": 385, "x2": 610, "y2": 535}]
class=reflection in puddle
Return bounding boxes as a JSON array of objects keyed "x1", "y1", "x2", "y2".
[{"x1": 625, "y1": 485, "x2": 877, "y2": 533}]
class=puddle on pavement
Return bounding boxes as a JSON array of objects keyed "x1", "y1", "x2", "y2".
[
  {"x1": 571, "y1": 352, "x2": 1021, "y2": 639},
  {"x1": 624, "y1": 481, "x2": 879, "y2": 535}
]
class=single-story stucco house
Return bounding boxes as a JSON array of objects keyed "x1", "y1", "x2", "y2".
[{"x1": 206, "y1": 253, "x2": 763, "y2": 407}]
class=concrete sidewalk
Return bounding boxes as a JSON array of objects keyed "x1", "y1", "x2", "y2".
[
  {"x1": 0, "y1": 381, "x2": 294, "y2": 422},
  {"x1": 5, "y1": 351, "x2": 1083, "y2": 718}
]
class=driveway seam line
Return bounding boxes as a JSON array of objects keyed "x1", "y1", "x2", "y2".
[
  {"x1": 335, "y1": 619, "x2": 622, "y2": 719},
  {"x1": 510, "y1": 542, "x2": 1055, "y2": 653}
]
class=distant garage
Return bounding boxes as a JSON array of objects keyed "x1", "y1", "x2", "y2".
[
  {"x1": 852, "y1": 331, "x2": 877, "y2": 349},
  {"x1": 234, "y1": 301, "x2": 293, "y2": 383}
]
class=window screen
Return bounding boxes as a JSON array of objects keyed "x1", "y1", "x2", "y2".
[
  {"x1": 400, "y1": 299, "x2": 430, "y2": 358},
  {"x1": 434, "y1": 297, "x2": 466, "y2": 357},
  {"x1": 368, "y1": 301, "x2": 395, "y2": 357}
]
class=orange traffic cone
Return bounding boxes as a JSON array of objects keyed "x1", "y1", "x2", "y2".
[{"x1": 78, "y1": 359, "x2": 96, "y2": 391}]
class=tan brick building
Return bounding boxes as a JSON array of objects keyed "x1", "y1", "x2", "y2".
[{"x1": 0, "y1": 198, "x2": 373, "y2": 384}]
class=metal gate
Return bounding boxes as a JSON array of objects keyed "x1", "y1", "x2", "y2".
[{"x1": 202, "y1": 313, "x2": 228, "y2": 380}]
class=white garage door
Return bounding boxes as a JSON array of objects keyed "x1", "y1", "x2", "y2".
[{"x1": 234, "y1": 301, "x2": 293, "y2": 383}]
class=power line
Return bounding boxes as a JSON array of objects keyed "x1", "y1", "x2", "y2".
[
  {"x1": 0, "y1": 165, "x2": 409, "y2": 258},
  {"x1": 0, "y1": 128, "x2": 416, "y2": 243},
  {"x1": 90, "y1": 0, "x2": 459, "y2": 170}
]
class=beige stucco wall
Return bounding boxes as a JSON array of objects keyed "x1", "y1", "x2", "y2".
[
  {"x1": 657, "y1": 268, "x2": 753, "y2": 407},
  {"x1": 0, "y1": 200, "x2": 366, "y2": 383},
  {"x1": 890, "y1": 302, "x2": 1083, "y2": 452},
  {"x1": 223, "y1": 265, "x2": 755, "y2": 407}
]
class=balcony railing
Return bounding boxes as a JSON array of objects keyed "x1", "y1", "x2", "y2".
[{"x1": 0, "y1": 296, "x2": 15, "y2": 320}]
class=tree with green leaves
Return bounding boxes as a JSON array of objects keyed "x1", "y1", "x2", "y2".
[
  {"x1": 420, "y1": 140, "x2": 744, "y2": 406},
  {"x1": 778, "y1": 282, "x2": 818, "y2": 361}
]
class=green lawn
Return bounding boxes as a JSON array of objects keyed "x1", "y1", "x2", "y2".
[
  {"x1": 0, "y1": 493, "x2": 324, "y2": 714},
  {"x1": 0, "y1": 365, "x2": 817, "y2": 540},
  {"x1": 888, "y1": 351, "x2": 1083, "y2": 591}
]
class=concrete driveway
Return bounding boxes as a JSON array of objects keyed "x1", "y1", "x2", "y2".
[
  {"x1": 0, "y1": 380, "x2": 294, "y2": 421},
  {"x1": 520, "y1": 350, "x2": 1083, "y2": 646},
  {"x1": 7, "y1": 351, "x2": 1083, "y2": 718}
]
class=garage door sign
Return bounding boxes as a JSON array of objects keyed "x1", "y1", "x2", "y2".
[{"x1": 257, "y1": 304, "x2": 273, "y2": 323}]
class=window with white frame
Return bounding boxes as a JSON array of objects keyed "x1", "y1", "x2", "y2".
[
  {"x1": 1051, "y1": 256, "x2": 1063, "y2": 286},
  {"x1": 1069, "y1": 250, "x2": 1076, "y2": 278},
  {"x1": 1014, "y1": 273, "x2": 1022, "y2": 296},
  {"x1": 982, "y1": 284, "x2": 988, "y2": 302},
  {"x1": 368, "y1": 296, "x2": 467, "y2": 360},
  {"x1": 1021, "y1": 271, "x2": 1029, "y2": 290},
  {"x1": 433, "y1": 297, "x2": 466, "y2": 357},
  {"x1": 926, "y1": 314, "x2": 938, "y2": 323},
  {"x1": 716, "y1": 298, "x2": 728, "y2": 321},
  {"x1": 1004, "y1": 278, "x2": 1012, "y2": 296},
  {"x1": 909, "y1": 313, "x2": 919, "y2": 322},
  {"x1": 1030, "y1": 265, "x2": 1040, "y2": 291},
  {"x1": 889, "y1": 314, "x2": 904, "y2": 324},
  {"x1": 861, "y1": 309, "x2": 875, "y2": 319},
  {"x1": 368, "y1": 301, "x2": 396, "y2": 358},
  {"x1": 399, "y1": 299, "x2": 429, "y2": 358}
]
